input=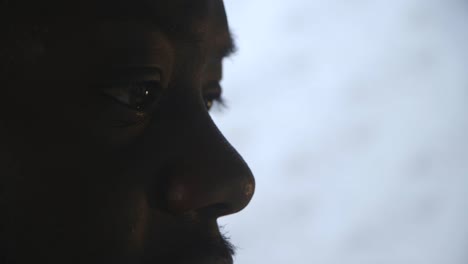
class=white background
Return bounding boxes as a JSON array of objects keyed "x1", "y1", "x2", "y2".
[{"x1": 214, "y1": 1, "x2": 468, "y2": 264}]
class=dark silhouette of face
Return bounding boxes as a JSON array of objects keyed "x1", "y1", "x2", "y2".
[{"x1": 0, "y1": 1, "x2": 255, "y2": 263}]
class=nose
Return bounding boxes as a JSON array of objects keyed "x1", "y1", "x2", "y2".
[
  {"x1": 165, "y1": 138, "x2": 255, "y2": 217},
  {"x1": 146, "y1": 92, "x2": 255, "y2": 218}
]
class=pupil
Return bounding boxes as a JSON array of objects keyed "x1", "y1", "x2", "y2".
[{"x1": 133, "y1": 86, "x2": 153, "y2": 110}]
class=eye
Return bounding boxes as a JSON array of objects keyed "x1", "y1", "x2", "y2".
[
  {"x1": 102, "y1": 80, "x2": 163, "y2": 111},
  {"x1": 204, "y1": 94, "x2": 221, "y2": 111},
  {"x1": 204, "y1": 96, "x2": 215, "y2": 110},
  {"x1": 203, "y1": 82, "x2": 224, "y2": 111}
]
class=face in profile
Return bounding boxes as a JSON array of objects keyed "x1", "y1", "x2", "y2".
[{"x1": 0, "y1": 1, "x2": 255, "y2": 263}]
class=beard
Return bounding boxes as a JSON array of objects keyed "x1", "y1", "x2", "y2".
[{"x1": 0, "y1": 162, "x2": 236, "y2": 264}]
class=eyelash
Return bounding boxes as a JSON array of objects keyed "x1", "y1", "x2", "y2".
[
  {"x1": 203, "y1": 82, "x2": 226, "y2": 111},
  {"x1": 204, "y1": 94, "x2": 226, "y2": 111}
]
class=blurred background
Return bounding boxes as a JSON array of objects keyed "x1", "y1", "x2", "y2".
[{"x1": 213, "y1": 0, "x2": 468, "y2": 264}]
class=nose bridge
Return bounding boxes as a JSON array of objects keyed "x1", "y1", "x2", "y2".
[{"x1": 150, "y1": 92, "x2": 255, "y2": 217}]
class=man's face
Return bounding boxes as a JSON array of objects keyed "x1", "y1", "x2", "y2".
[{"x1": 0, "y1": 1, "x2": 255, "y2": 263}]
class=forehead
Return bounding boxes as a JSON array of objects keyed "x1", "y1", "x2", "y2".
[
  {"x1": 5, "y1": 0, "x2": 234, "y2": 54},
  {"x1": 7, "y1": 0, "x2": 230, "y2": 34},
  {"x1": 97, "y1": 0, "x2": 234, "y2": 58},
  {"x1": 145, "y1": 0, "x2": 231, "y2": 46}
]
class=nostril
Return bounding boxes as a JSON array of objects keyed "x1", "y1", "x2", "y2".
[
  {"x1": 159, "y1": 167, "x2": 255, "y2": 217},
  {"x1": 196, "y1": 203, "x2": 232, "y2": 219},
  {"x1": 165, "y1": 183, "x2": 232, "y2": 217},
  {"x1": 147, "y1": 140, "x2": 255, "y2": 217}
]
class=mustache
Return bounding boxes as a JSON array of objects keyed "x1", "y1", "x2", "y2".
[{"x1": 140, "y1": 217, "x2": 236, "y2": 264}]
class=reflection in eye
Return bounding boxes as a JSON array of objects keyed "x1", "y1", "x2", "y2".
[{"x1": 103, "y1": 80, "x2": 163, "y2": 111}]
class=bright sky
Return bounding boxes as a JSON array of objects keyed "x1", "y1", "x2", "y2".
[{"x1": 213, "y1": 1, "x2": 468, "y2": 264}]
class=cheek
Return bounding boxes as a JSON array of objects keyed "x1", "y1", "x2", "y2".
[
  {"x1": 2, "y1": 157, "x2": 152, "y2": 260},
  {"x1": 127, "y1": 191, "x2": 151, "y2": 250},
  {"x1": 86, "y1": 185, "x2": 155, "y2": 260},
  {"x1": 58, "y1": 88, "x2": 152, "y2": 148}
]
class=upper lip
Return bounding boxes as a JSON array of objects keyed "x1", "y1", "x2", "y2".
[{"x1": 141, "y1": 216, "x2": 235, "y2": 264}]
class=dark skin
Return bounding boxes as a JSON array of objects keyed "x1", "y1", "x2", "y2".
[{"x1": 0, "y1": 1, "x2": 255, "y2": 263}]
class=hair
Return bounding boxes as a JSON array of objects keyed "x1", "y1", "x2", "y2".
[{"x1": 0, "y1": 0, "x2": 209, "y2": 78}]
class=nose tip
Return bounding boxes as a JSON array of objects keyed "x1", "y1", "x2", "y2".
[{"x1": 165, "y1": 158, "x2": 255, "y2": 217}]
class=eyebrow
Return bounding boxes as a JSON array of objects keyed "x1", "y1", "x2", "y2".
[
  {"x1": 169, "y1": 27, "x2": 238, "y2": 62},
  {"x1": 147, "y1": 1, "x2": 237, "y2": 60}
]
